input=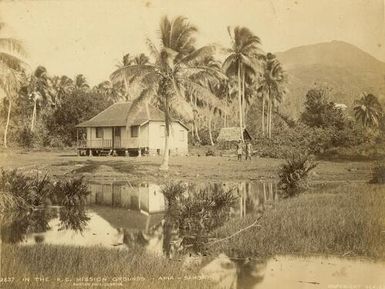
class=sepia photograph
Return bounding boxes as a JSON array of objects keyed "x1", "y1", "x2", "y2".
[{"x1": 0, "y1": 0, "x2": 384, "y2": 288}]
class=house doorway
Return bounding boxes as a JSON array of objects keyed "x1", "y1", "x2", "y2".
[{"x1": 113, "y1": 127, "x2": 121, "y2": 148}]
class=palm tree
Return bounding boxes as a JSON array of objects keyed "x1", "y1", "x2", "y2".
[
  {"x1": 74, "y1": 74, "x2": 89, "y2": 91},
  {"x1": 188, "y1": 55, "x2": 224, "y2": 145},
  {"x1": 51, "y1": 75, "x2": 74, "y2": 106},
  {"x1": 0, "y1": 22, "x2": 27, "y2": 147},
  {"x1": 110, "y1": 16, "x2": 224, "y2": 170},
  {"x1": 134, "y1": 53, "x2": 150, "y2": 66},
  {"x1": 353, "y1": 93, "x2": 383, "y2": 128},
  {"x1": 223, "y1": 26, "x2": 261, "y2": 142},
  {"x1": 257, "y1": 53, "x2": 286, "y2": 138},
  {"x1": 29, "y1": 66, "x2": 53, "y2": 131}
]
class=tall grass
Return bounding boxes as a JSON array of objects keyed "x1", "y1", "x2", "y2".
[
  {"x1": 210, "y1": 183, "x2": 385, "y2": 260},
  {"x1": 1, "y1": 244, "x2": 214, "y2": 289}
]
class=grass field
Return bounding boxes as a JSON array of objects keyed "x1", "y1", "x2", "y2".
[
  {"x1": 210, "y1": 183, "x2": 385, "y2": 260},
  {"x1": 0, "y1": 148, "x2": 374, "y2": 183},
  {"x1": 0, "y1": 244, "x2": 213, "y2": 289}
]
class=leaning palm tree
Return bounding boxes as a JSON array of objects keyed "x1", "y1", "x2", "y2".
[
  {"x1": 257, "y1": 53, "x2": 286, "y2": 138},
  {"x1": 0, "y1": 22, "x2": 27, "y2": 147},
  {"x1": 223, "y1": 26, "x2": 261, "y2": 141},
  {"x1": 353, "y1": 93, "x2": 383, "y2": 128},
  {"x1": 110, "y1": 16, "x2": 225, "y2": 170}
]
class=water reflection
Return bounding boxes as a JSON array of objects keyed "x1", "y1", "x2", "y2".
[
  {"x1": 1, "y1": 180, "x2": 277, "y2": 255},
  {"x1": 200, "y1": 254, "x2": 385, "y2": 289}
]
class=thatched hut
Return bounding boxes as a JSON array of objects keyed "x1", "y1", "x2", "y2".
[{"x1": 217, "y1": 127, "x2": 252, "y2": 149}]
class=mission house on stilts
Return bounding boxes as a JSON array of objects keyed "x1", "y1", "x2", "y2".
[{"x1": 76, "y1": 102, "x2": 189, "y2": 157}]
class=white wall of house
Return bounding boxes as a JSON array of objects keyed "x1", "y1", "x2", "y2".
[
  {"x1": 148, "y1": 121, "x2": 188, "y2": 155},
  {"x1": 84, "y1": 121, "x2": 187, "y2": 154}
]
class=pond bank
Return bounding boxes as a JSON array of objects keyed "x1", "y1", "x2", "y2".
[{"x1": 0, "y1": 149, "x2": 374, "y2": 183}]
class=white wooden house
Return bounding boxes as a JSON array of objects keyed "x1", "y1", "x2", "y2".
[{"x1": 76, "y1": 102, "x2": 189, "y2": 156}]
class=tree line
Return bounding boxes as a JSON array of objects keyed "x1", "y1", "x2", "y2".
[{"x1": 1, "y1": 16, "x2": 384, "y2": 169}]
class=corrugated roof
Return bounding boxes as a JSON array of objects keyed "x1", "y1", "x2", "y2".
[
  {"x1": 76, "y1": 102, "x2": 164, "y2": 128},
  {"x1": 217, "y1": 127, "x2": 252, "y2": 142}
]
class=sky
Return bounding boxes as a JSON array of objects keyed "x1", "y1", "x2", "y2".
[{"x1": 0, "y1": 0, "x2": 384, "y2": 85}]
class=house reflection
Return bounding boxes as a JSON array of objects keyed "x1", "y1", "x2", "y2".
[
  {"x1": 86, "y1": 181, "x2": 277, "y2": 220},
  {"x1": 87, "y1": 182, "x2": 166, "y2": 214}
]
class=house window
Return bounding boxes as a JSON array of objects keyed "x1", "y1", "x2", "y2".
[
  {"x1": 130, "y1": 125, "x2": 139, "y2": 138},
  {"x1": 179, "y1": 130, "x2": 185, "y2": 141},
  {"x1": 96, "y1": 127, "x2": 103, "y2": 138}
]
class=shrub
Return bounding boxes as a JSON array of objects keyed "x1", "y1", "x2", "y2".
[
  {"x1": 52, "y1": 177, "x2": 90, "y2": 207},
  {"x1": 278, "y1": 153, "x2": 318, "y2": 198},
  {"x1": 370, "y1": 161, "x2": 385, "y2": 184}
]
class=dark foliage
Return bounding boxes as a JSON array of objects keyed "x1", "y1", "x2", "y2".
[
  {"x1": 278, "y1": 153, "x2": 318, "y2": 198},
  {"x1": 300, "y1": 88, "x2": 345, "y2": 130},
  {"x1": 370, "y1": 161, "x2": 385, "y2": 184},
  {"x1": 45, "y1": 90, "x2": 112, "y2": 146}
]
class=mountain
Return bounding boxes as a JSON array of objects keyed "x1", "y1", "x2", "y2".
[{"x1": 275, "y1": 41, "x2": 385, "y2": 118}]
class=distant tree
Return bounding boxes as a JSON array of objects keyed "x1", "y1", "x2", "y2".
[
  {"x1": 133, "y1": 53, "x2": 150, "y2": 66},
  {"x1": 300, "y1": 87, "x2": 345, "y2": 130},
  {"x1": 74, "y1": 74, "x2": 89, "y2": 91},
  {"x1": 223, "y1": 26, "x2": 261, "y2": 142},
  {"x1": 28, "y1": 66, "x2": 53, "y2": 131},
  {"x1": 46, "y1": 89, "x2": 112, "y2": 146},
  {"x1": 0, "y1": 22, "x2": 27, "y2": 147},
  {"x1": 51, "y1": 75, "x2": 74, "y2": 106},
  {"x1": 257, "y1": 53, "x2": 286, "y2": 138},
  {"x1": 353, "y1": 93, "x2": 383, "y2": 128}
]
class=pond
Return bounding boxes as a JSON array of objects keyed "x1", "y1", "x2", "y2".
[
  {"x1": 200, "y1": 254, "x2": 385, "y2": 289},
  {"x1": 0, "y1": 180, "x2": 278, "y2": 255},
  {"x1": 1, "y1": 179, "x2": 385, "y2": 288}
]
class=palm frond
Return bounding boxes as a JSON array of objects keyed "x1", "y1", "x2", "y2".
[
  {"x1": 179, "y1": 45, "x2": 216, "y2": 65},
  {"x1": 182, "y1": 80, "x2": 223, "y2": 110},
  {"x1": 110, "y1": 65, "x2": 156, "y2": 84},
  {"x1": 146, "y1": 38, "x2": 160, "y2": 60},
  {"x1": 0, "y1": 38, "x2": 28, "y2": 57},
  {"x1": 125, "y1": 87, "x2": 156, "y2": 129},
  {"x1": 169, "y1": 93, "x2": 194, "y2": 121},
  {"x1": 0, "y1": 52, "x2": 28, "y2": 70},
  {"x1": 222, "y1": 54, "x2": 237, "y2": 75}
]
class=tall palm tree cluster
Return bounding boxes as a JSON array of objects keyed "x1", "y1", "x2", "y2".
[
  {"x1": 0, "y1": 22, "x2": 28, "y2": 147},
  {"x1": 110, "y1": 16, "x2": 288, "y2": 169}
]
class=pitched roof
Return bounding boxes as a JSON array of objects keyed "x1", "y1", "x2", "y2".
[
  {"x1": 217, "y1": 127, "x2": 252, "y2": 142},
  {"x1": 76, "y1": 102, "x2": 164, "y2": 128}
]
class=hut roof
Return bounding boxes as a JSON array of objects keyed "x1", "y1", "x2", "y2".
[
  {"x1": 217, "y1": 127, "x2": 252, "y2": 142},
  {"x1": 76, "y1": 102, "x2": 188, "y2": 129}
]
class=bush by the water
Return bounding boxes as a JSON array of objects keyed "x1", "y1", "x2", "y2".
[
  {"x1": 278, "y1": 153, "x2": 318, "y2": 198},
  {"x1": 0, "y1": 169, "x2": 90, "y2": 212}
]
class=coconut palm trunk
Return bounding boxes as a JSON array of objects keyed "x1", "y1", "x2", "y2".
[
  {"x1": 208, "y1": 113, "x2": 214, "y2": 146},
  {"x1": 237, "y1": 62, "x2": 244, "y2": 142},
  {"x1": 242, "y1": 68, "x2": 246, "y2": 130},
  {"x1": 160, "y1": 94, "x2": 171, "y2": 171},
  {"x1": 268, "y1": 98, "x2": 273, "y2": 138},
  {"x1": 31, "y1": 99, "x2": 37, "y2": 132},
  {"x1": 261, "y1": 97, "x2": 265, "y2": 136},
  {"x1": 3, "y1": 98, "x2": 11, "y2": 148}
]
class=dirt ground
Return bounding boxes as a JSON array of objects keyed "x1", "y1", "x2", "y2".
[{"x1": 0, "y1": 148, "x2": 375, "y2": 184}]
